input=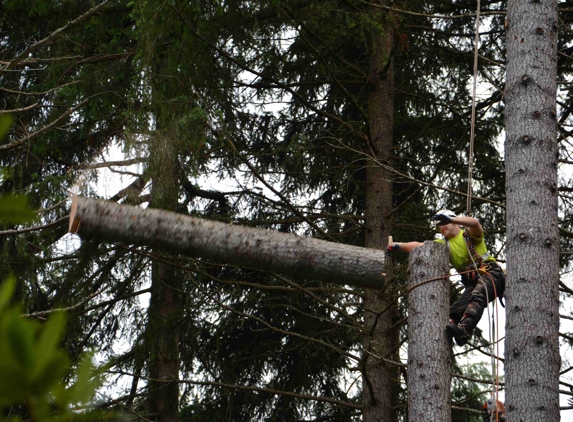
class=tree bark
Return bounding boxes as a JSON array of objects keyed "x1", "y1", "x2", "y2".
[
  {"x1": 146, "y1": 131, "x2": 182, "y2": 422},
  {"x1": 504, "y1": 0, "x2": 560, "y2": 419},
  {"x1": 69, "y1": 196, "x2": 387, "y2": 288},
  {"x1": 362, "y1": 4, "x2": 398, "y2": 420},
  {"x1": 407, "y1": 242, "x2": 451, "y2": 422}
]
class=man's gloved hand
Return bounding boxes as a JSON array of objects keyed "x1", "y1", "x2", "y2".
[
  {"x1": 386, "y1": 243, "x2": 400, "y2": 255},
  {"x1": 432, "y1": 213, "x2": 453, "y2": 225}
]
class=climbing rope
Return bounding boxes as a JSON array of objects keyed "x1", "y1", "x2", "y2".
[
  {"x1": 467, "y1": 0, "x2": 481, "y2": 214},
  {"x1": 465, "y1": 0, "x2": 503, "y2": 418}
]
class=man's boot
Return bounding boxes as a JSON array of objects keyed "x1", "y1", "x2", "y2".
[{"x1": 446, "y1": 314, "x2": 477, "y2": 346}]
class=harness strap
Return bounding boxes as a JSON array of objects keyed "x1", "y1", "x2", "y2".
[{"x1": 463, "y1": 229, "x2": 484, "y2": 268}]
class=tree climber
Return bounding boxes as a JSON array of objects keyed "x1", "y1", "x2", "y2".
[
  {"x1": 387, "y1": 210, "x2": 505, "y2": 346},
  {"x1": 482, "y1": 397, "x2": 506, "y2": 421}
]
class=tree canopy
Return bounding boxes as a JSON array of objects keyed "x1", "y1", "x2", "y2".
[{"x1": 2, "y1": 0, "x2": 573, "y2": 420}]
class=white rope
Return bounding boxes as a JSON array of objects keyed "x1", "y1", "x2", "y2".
[
  {"x1": 467, "y1": 0, "x2": 481, "y2": 214},
  {"x1": 465, "y1": 0, "x2": 504, "y2": 416},
  {"x1": 465, "y1": 245, "x2": 501, "y2": 421}
]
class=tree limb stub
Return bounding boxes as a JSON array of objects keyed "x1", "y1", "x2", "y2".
[{"x1": 69, "y1": 196, "x2": 387, "y2": 288}]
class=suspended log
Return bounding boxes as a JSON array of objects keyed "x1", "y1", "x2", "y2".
[
  {"x1": 407, "y1": 241, "x2": 451, "y2": 422},
  {"x1": 69, "y1": 196, "x2": 387, "y2": 288}
]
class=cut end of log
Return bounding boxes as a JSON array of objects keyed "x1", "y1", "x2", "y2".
[{"x1": 69, "y1": 195, "x2": 81, "y2": 233}]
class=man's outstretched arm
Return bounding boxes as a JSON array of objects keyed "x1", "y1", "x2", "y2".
[{"x1": 388, "y1": 241, "x2": 424, "y2": 253}]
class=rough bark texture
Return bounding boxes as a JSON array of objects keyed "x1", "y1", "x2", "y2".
[
  {"x1": 147, "y1": 132, "x2": 182, "y2": 422},
  {"x1": 504, "y1": 0, "x2": 560, "y2": 419},
  {"x1": 362, "y1": 4, "x2": 398, "y2": 421},
  {"x1": 69, "y1": 196, "x2": 387, "y2": 288},
  {"x1": 407, "y1": 242, "x2": 451, "y2": 422}
]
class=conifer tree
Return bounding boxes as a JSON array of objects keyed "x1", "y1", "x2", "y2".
[{"x1": 10, "y1": 0, "x2": 573, "y2": 420}]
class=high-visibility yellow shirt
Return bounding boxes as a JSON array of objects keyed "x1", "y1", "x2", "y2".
[{"x1": 435, "y1": 230, "x2": 494, "y2": 272}]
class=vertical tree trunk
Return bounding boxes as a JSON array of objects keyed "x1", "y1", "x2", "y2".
[
  {"x1": 362, "y1": 4, "x2": 397, "y2": 421},
  {"x1": 407, "y1": 242, "x2": 451, "y2": 422},
  {"x1": 504, "y1": 0, "x2": 560, "y2": 419},
  {"x1": 147, "y1": 131, "x2": 182, "y2": 422}
]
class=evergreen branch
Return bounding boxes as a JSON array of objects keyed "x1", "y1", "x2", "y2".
[
  {"x1": 271, "y1": 272, "x2": 364, "y2": 328},
  {"x1": 452, "y1": 372, "x2": 504, "y2": 387},
  {"x1": 180, "y1": 263, "x2": 362, "y2": 363},
  {"x1": 107, "y1": 371, "x2": 363, "y2": 410},
  {"x1": 0, "y1": 98, "x2": 91, "y2": 151},
  {"x1": 0, "y1": 216, "x2": 68, "y2": 236},
  {"x1": 0, "y1": 56, "x2": 83, "y2": 65},
  {"x1": 78, "y1": 288, "x2": 152, "y2": 315},
  {"x1": 120, "y1": 404, "x2": 154, "y2": 422},
  {"x1": 35, "y1": 199, "x2": 68, "y2": 214},
  {"x1": 559, "y1": 282, "x2": 573, "y2": 296},
  {"x1": 0, "y1": 103, "x2": 39, "y2": 114},
  {"x1": 171, "y1": 5, "x2": 370, "y2": 144},
  {"x1": 451, "y1": 405, "x2": 483, "y2": 415},
  {"x1": 109, "y1": 176, "x2": 148, "y2": 203},
  {"x1": 204, "y1": 120, "x2": 337, "y2": 241},
  {"x1": 77, "y1": 157, "x2": 147, "y2": 170},
  {"x1": 58, "y1": 51, "x2": 135, "y2": 83},
  {"x1": 335, "y1": 139, "x2": 506, "y2": 209},
  {"x1": 124, "y1": 246, "x2": 364, "y2": 297},
  {"x1": 21, "y1": 289, "x2": 106, "y2": 318},
  {"x1": 4, "y1": 0, "x2": 113, "y2": 70},
  {"x1": 0, "y1": 81, "x2": 81, "y2": 96},
  {"x1": 276, "y1": 4, "x2": 368, "y2": 121},
  {"x1": 359, "y1": 0, "x2": 506, "y2": 19},
  {"x1": 560, "y1": 332, "x2": 573, "y2": 344}
]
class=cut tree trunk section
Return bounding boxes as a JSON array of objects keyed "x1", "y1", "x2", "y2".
[
  {"x1": 407, "y1": 241, "x2": 451, "y2": 422},
  {"x1": 69, "y1": 196, "x2": 387, "y2": 288}
]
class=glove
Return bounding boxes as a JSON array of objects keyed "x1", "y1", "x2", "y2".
[
  {"x1": 386, "y1": 243, "x2": 400, "y2": 255},
  {"x1": 432, "y1": 213, "x2": 452, "y2": 225}
]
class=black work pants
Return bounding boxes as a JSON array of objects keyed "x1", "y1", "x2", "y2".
[{"x1": 449, "y1": 262, "x2": 505, "y2": 324}]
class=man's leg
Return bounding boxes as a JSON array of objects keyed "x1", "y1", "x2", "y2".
[
  {"x1": 449, "y1": 266, "x2": 505, "y2": 346},
  {"x1": 449, "y1": 283, "x2": 474, "y2": 324},
  {"x1": 448, "y1": 283, "x2": 476, "y2": 345}
]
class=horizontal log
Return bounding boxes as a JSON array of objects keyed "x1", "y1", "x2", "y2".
[{"x1": 69, "y1": 196, "x2": 387, "y2": 288}]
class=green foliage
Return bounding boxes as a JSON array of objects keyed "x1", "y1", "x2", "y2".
[
  {"x1": 0, "y1": 194, "x2": 37, "y2": 225},
  {"x1": 0, "y1": 115, "x2": 13, "y2": 141},
  {"x1": 0, "y1": 276, "x2": 105, "y2": 421},
  {"x1": 0, "y1": 115, "x2": 36, "y2": 225},
  {"x1": 451, "y1": 361, "x2": 498, "y2": 422}
]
